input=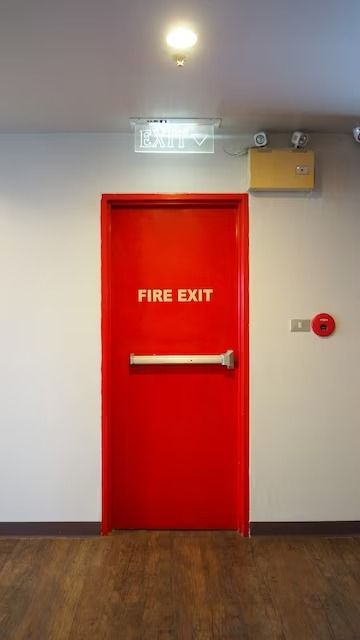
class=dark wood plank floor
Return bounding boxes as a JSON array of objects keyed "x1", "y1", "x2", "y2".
[{"x1": 1, "y1": 532, "x2": 360, "y2": 639}]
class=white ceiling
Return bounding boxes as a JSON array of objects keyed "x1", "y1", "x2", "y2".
[{"x1": 1, "y1": 0, "x2": 359, "y2": 133}]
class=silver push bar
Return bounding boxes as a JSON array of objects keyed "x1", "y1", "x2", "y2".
[{"x1": 129, "y1": 349, "x2": 234, "y2": 370}]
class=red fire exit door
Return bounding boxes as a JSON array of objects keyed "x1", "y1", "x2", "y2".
[{"x1": 101, "y1": 195, "x2": 249, "y2": 534}]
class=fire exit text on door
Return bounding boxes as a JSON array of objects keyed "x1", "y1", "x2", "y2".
[{"x1": 137, "y1": 288, "x2": 214, "y2": 303}]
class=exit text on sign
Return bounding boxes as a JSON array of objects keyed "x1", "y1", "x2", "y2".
[{"x1": 134, "y1": 123, "x2": 215, "y2": 154}]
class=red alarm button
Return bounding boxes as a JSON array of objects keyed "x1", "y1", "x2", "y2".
[{"x1": 311, "y1": 313, "x2": 336, "y2": 337}]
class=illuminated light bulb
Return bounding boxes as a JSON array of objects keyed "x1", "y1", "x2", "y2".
[{"x1": 166, "y1": 27, "x2": 198, "y2": 51}]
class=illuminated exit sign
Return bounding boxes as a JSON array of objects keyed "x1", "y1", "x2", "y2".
[{"x1": 133, "y1": 122, "x2": 216, "y2": 154}]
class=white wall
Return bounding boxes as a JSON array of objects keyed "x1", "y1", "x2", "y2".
[
  {"x1": 0, "y1": 133, "x2": 359, "y2": 522},
  {"x1": 250, "y1": 135, "x2": 360, "y2": 521}
]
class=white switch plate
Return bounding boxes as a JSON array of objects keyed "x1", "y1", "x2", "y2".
[{"x1": 290, "y1": 319, "x2": 311, "y2": 332}]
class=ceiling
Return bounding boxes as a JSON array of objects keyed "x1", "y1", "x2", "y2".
[{"x1": 1, "y1": 0, "x2": 359, "y2": 133}]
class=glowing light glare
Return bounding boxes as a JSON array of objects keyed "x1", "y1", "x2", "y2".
[{"x1": 166, "y1": 27, "x2": 198, "y2": 51}]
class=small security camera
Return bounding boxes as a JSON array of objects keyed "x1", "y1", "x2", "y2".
[
  {"x1": 291, "y1": 131, "x2": 309, "y2": 149},
  {"x1": 352, "y1": 126, "x2": 360, "y2": 143},
  {"x1": 254, "y1": 131, "x2": 268, "y2": 147}
]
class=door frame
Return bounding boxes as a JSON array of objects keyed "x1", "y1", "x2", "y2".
[{"x1": 101, "y1": 194, "x2": 249, "y2": 535}]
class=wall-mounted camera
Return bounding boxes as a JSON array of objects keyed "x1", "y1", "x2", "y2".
[
  {"x1": 291, "y1": 131, "x2": 310, "y2": 149},
  {"x1": 254, "y1": 131, "x2": 268, "y2": 148}
]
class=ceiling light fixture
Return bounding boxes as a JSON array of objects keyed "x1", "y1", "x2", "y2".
[
  {"x1": 166, "y1": 27, "x2": 198, "y2": 50},
  {"x1": 166, "y1": 26, "x2": 198, "y2": 67}
]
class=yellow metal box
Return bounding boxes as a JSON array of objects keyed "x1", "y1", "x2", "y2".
[{"x1": 249, "y1": 148, "x2": 315, "y2": 191}]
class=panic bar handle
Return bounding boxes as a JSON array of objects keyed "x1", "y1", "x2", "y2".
[{"x1": 129, "y1": 350, "x2": 234, "y2": 370}]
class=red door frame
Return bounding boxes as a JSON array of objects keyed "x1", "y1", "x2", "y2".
[{"x1": 101, "y1": 194, "x2": 249, "y2": 535}]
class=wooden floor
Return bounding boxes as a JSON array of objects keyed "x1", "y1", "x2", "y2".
[{"x1": 1, "y1": 533, "x2": 360, "y2": 639}]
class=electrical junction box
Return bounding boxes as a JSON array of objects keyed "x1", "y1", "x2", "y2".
[{"x1": 249, "y1": 148, "x2": 315, "y2": 192}]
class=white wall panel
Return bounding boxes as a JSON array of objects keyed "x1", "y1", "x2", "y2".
[{"x1": 0, "y1": 133, "x2": 359, "y2": 522}]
